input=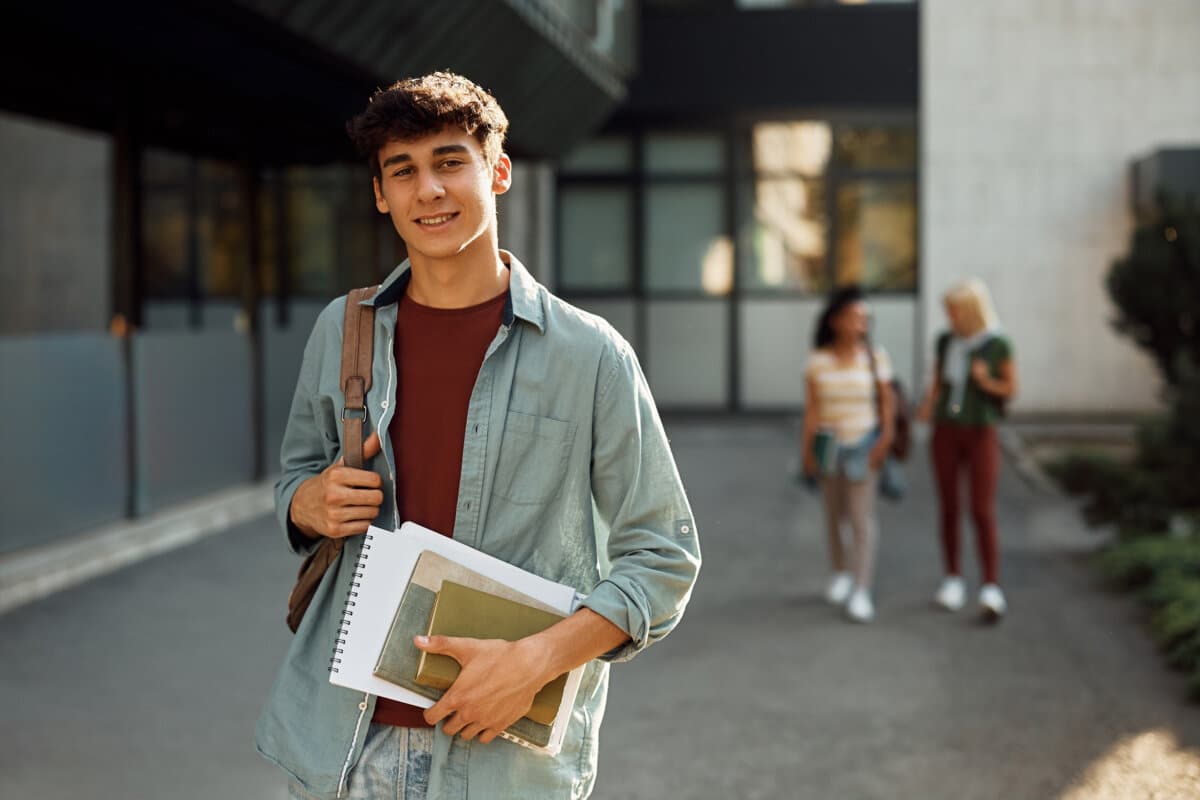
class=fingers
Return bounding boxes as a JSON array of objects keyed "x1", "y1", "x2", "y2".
[
  {"x1": 458, "y1": 721, "x2": 486, "y2": 741},
  {"x1": 477, "y1": 729, "x2": 501, "y2": 745},
  {"x1": 441, "y1": 711, "x2": 467, "y2": 737},
  {"x1": 414, "y1": 635, "x2": 476, "y2": 666},
  {"x1": 331, "y1": 506, "x2": 382, "y2": 523},
  {"x1": 325, "y1": 486, "x2": 384, "y2": 508},
  {"x1": 424, "y1": 696, "x2": 454, "y2": 727},
  {"x1": 327, "y1": 465, "x2": 384, "y2": 490},
  {"x1": 362, "y1": 431, "x2": 382, "y2": 461}
]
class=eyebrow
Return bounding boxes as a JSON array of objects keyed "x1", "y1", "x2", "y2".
[{"x1": 381, "y1": 144, "x2": 471, "y2": 169}]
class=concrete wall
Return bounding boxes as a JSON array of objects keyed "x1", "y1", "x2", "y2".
[
  {"x1": 740, "y1": 297, "x2": 919, "y2": 410},
  {"x1": 0, "y1": 112, "x2": 111, "y2": 334},
  {"x1": 922, "y1": 0, "x2": 1200, "y2": 414},
  {"x1": 0, "y1": 334, "x2": 128, "y2": 553},
  {"x1": 131, "y1": 331, "x2": 254, "y2": 515}
]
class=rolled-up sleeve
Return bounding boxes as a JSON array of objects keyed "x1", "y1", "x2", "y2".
[
  {"x1": 580, "y1": 339, "x2": 701, "y2": 663},
  {"x1": 274, "y1": 300, "x2": 340, "y2": 557}
]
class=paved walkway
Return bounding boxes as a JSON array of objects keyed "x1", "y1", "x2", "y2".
[{"x1": 1, "y1": 420, "x2": 1198, "y2": 799}]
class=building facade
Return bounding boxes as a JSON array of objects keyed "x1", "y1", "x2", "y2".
[{"x1": 3, "y1": 0, "x2": 1197, "y2": 552}]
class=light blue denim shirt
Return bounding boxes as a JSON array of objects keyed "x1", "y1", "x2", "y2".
[{"x1": 255, "y1": 252, "x2": 701, "y2": 799}]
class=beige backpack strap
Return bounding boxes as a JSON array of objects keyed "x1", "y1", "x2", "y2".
[{"x1": 339, "y1": 286, "x2": 379, "y2": 470}]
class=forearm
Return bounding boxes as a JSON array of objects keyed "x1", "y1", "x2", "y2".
[
  {"x1": 978, "y1": 375, "x2": 1016, "y2": 399},
  {"x1": 521, "y1": 608, "x2": 630, "y2": 684}
]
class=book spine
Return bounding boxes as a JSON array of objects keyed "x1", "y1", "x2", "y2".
[{"x1": 330, "y1": 531, "x2": 374, "y2": 675}]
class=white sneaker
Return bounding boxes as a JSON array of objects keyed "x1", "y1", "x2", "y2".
[
  {"x1": 846, "y1": 588, "x2": 875, "y2": 623},
  {"x1": 825, "y1": 572, "x2": 854, "y2": 605},
  {"x1": 979, "y1": 584, "x2": 1007, "y2": 621},
  {"x1": 935, "y1": 575, "x2": 967, "y2": 612}
]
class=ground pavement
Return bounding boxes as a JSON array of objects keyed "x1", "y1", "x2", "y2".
[{"x1": 1, "y1": 420, "x2": 1197, "y2": 799}]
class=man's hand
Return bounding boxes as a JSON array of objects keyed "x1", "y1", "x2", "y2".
[
  {"x1": 417, "y1": 635, "x2": 554, "y2": 744},
  {"x1": 289, "y1": 432, "x2": 384, "y2": 540}
]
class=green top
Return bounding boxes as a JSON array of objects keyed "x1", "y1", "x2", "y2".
[{"x1": 934, "y1": 331, "x2": 1013, "y2": 427}]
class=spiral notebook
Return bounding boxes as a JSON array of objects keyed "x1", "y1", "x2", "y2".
[{"x1": 328, "y1": 522, "x2": 586, "y2": 756}]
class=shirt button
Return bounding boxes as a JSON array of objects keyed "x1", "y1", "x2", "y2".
[
  {"x1": 681, "y1": 524, "x2": 690, "y2": 534},
  {"x1": 358, "y1": 701, "x2": 367, "y2": 711},
  {"x1": 381, "y1": 400, "x2": 389, "y2": 410}
]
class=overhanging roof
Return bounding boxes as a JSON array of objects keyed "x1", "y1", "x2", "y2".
[{"x1": 231, "y1": 0, "x2": 631, "y2": 158}]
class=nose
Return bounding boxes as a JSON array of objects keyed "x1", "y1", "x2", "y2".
[{"x1": 416, "y1": 171, "x2": 445, "y2": 204}]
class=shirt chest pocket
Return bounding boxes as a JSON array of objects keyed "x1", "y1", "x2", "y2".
[{"x1": 492, "y1": 411, "x2": 577, "y2": 505}]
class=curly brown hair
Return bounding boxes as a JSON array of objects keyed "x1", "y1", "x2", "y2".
[{"x1": 346, "y1": 72, "x2": 509, "y2": 179}]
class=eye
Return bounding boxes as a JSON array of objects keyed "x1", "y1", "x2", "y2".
[
  {"x1": 392, "y1": 167, "x2": 413, "y2": 177},
  {"x1": 441, "y1": 159, "x2": 464, "y2": 168}
]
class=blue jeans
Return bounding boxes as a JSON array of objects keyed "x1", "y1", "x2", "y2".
[
  {"x1": 830, "y1": 429, "x2": 880, "y2": 483},
  {"x1": 289, "y1": 724, "x2": 434, "y2": 800}
]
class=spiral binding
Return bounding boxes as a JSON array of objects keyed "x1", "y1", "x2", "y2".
[{"x1": 329, "y1": 532, "x2": 374, "y2": 674}]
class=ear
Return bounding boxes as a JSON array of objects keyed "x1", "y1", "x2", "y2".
[
  {"x1": 373, "y1": 176, "x2": 389, "y2": 214},
  {"x1": 491, "y1": 153, "x2": 513, "y2": 196}
]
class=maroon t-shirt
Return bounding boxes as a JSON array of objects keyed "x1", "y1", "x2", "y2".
[{"x1": 373, "y1": 289, "x2": 508, "y2": 727}]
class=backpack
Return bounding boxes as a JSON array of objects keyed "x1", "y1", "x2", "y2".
[
  {"x1": 866, "y1": 346, "x2": 912, "y2": 462},
  {"x1": 286, "y1": 285, "x2": 378, "y2": 633}
]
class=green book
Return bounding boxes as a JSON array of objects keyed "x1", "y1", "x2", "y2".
[
  {"x1": 371, "y1": 553, "x2": 558, "y2": 747},
  {"x1": 813, "y1": 428, "x2": 839, "y2": 475},
  {"x1": 416, "y1": 581, "x2": 568, "y2": 727}
]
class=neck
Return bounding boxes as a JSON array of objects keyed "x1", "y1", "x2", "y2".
[
  {"x1": 406, "y1": 229, "x2": 509, "y2": 308},
  {"x1": 831, "y1": 336, "x2": 861, "y2": 355}
]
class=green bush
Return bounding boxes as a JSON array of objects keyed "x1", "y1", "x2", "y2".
[
  {"x1": 1044, "y1": 452, "x2": 1128, "y2": 497},
  {"x1": 1106, "y1": 195, "x2": 1200, "y2": 388},
  {"x1": 1088, "y1": 194, "x2": 1200, "y2": 701},
  {"x1": 1099, "y1": 538, "x2": 1200, "y2": 699},
  {"x1": 1097, "y1": 537, "x2": 1200, "y2": 589},
  {"x1": 1045, "y1": 452, "x2": 1174, "y2": 532}
]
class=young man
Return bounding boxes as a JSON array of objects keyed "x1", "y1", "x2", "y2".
[{"x1": 255, "y1": 72, "x2": 701, "y2": 800}]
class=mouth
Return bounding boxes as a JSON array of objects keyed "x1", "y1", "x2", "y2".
[{"x1": 414, "y1": 212, "x2": 459, "y2": 229}]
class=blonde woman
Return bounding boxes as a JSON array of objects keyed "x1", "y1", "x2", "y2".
[
  {"x1": 917, "y1": 279, "x2": 1018, "y2": 621},
  {"x1": 801, "y1": 286, "x2": 894, "y2": 623}
]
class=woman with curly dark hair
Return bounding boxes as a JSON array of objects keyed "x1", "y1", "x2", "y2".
[{"x1": 800, "y1": 286, "x2": 895, "y2": 623}]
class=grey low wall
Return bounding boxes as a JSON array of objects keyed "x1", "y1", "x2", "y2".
[
  {"x1": 261, "y1": 300, "x2": 326, "y2": 474},
  {"x1": 132, "y1": 331, "x2": 254, "y2": 515},
  {"x1": 0, "y1": 334, "x2": 128, "y2": 554}
]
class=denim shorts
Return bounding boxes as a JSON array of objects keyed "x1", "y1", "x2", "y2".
[{"x1": 289, "y1": 724, "x2": 435, "y2": 800}]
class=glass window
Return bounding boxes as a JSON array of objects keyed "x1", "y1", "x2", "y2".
[
  {"x1": 750, "y1": 122, "x2": 832, "y2": 176},
  {"x1": 287, "y1": 166, "x2": 345, "y2": 297},
  {"x1": 559, "y1": 136, "x2": 633, "y2": 174},
  {"x1": 835, "y1": 179, "x2": 916, "y2": 290},
  {"x1": 257, "y1": 171, "x2": 281, "y2": 297},
  {"x1": 196, "y1": 160, "x2": 247, "y2": 298},
  {"x1": 644, "y1": 184, "x2": 731, "y2": 295},
  {"x1": 559, "y1": 186, "x2": 633, "y2": 290},
  {"x1": 142, "y1": 150, "x2": 191, "y2": 298},
  {"x1": 644, "y1": 132, "x2": 725, "y2": 175},
  {"x1": 833, "y1": 124, "x2": 917, "y2": 170},
  {"x1": 738, "y1": 176, "x2": 828, "y2": 292}
]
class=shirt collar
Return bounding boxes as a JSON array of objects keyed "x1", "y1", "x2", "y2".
[{"x1": 365, "y1": 249, "x2": 545, "y2": 334}]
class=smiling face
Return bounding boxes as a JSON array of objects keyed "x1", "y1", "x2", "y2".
[
  {"x1": 832, "y1": 300, "x2": 871, "y2": 343},
  {"x1": 372, "y1": 126, "x2": 512, "y2": 266}
]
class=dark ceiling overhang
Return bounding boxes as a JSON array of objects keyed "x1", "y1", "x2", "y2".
[
  {"x1": 0, "y1": 0, "x2": 630, "y2": 164},
  {"x1": 229, "y1": 0, "x2": 630, "y2": 159},
  {"x1": 624, "y1": 5, "x2": 918, "y2": 120}
]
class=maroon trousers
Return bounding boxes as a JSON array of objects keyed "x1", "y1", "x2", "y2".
[{"x1": 931, "y1": 423, "x2": 1000, "y2": 584}]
